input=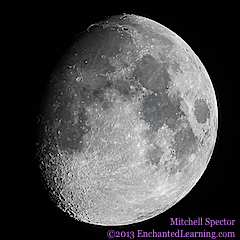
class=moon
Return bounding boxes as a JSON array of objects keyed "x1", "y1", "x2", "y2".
[{"x1": 37, "y1": 14, "x2": 218, "y2": 226}]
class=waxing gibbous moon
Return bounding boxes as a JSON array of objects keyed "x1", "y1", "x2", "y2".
[{"x1": 36, "y1": 14, "x2": 218, "y2": 226}]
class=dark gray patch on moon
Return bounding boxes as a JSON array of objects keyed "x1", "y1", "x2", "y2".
[
  {"x1": 133, "y1": 53, "x2": 196, "y2": 172},
  {"x1": 146, "y1": 145, "x2": 164, "y2": 166},
  {"x1": 134, "y1": 54, "x2": 170, "y2": 91},
  {"x1": 145, "y1": 118, "x2": 198, "y2": 175},
  {"x1": 194, "y1": 99, "x2": 210, "y2": 124},
  {"x1": 134, "y1": 54, "x2": 186, "y2": 133},
  {"x1": 114, "y1": 81, "x2": 132, "y2": 98},
  {"x1": 172, "y1": 120, "x2": 197, "y2": 159},
  {"x1": 141, "y1": 90, "x2": 185, "y2": 132}
]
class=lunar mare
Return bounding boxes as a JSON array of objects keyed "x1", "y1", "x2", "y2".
[{"x1": 37, "y1": 14, "x2": 218, "y2": 226}]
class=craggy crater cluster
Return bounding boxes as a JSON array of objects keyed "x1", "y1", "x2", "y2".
[{"x1": 37, "y1": 14, "x2": 217, "y2": 225}]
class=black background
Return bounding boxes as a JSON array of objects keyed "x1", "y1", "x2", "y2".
[{"x1": 9, "y1": 2, "x2": 237, "y2": 239}]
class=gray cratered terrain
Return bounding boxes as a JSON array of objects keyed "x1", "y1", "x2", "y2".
[{"x1": 36, "y1": 14, "x2": 218, "y2": 226}]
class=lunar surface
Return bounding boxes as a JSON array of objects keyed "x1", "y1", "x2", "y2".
[{"x1": 36, "y1": 14, "x2": 218, "y2": 226}]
